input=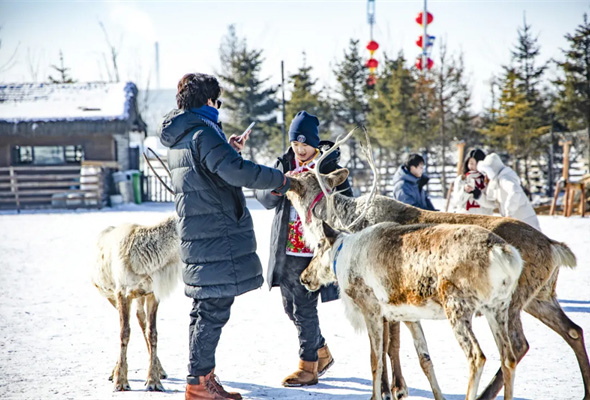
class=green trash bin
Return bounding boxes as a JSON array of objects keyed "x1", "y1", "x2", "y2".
[{"x1": 130, "y1": 170, "x2": 142, "y2": 204}]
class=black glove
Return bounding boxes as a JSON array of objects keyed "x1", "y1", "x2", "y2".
[
  {"x1": 472, "y1": 187, "x2": 481, "y2": 200},
  {"x1": 271, "y1": 176, "x2": 291, "y2": 196}
]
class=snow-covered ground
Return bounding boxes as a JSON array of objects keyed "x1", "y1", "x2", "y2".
[{"x1": 0, "y1": 199, "x2": 588, "y2": 400}]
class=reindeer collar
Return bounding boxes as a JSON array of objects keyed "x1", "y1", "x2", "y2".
[
  {"x1": 332, "y1": 241, "x2": 344, "y2": 276},
  {"x1": 306, "y1": 189, "x2": 330, "y2": 223}
]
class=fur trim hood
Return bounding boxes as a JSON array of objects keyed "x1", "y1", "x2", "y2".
[{"x1": 477, "y1": 153, "x2": 505, "y2": 180}]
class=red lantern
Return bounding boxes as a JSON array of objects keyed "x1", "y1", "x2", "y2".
[
  {"x1": 366, "y1": 40, "x2": 379, "y2": 52},
  {"x1": 366, "y1": 58, "x2": 379, "y2": 69},
  {"x1": 367, "y1": 76, "x2": 377, "y2": 88},
  {"x1": 416, "y1": 35, "x2": 434, "y2": 48},
  {"x1": 415, "y1": 11, "x2": 433, "y2": 26},
  {"x1": 416, "y1": 57, "x2": 434, "y2": 70}
]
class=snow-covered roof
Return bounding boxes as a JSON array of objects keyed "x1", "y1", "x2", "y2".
[{"x1": 0, "y1": 82, "x2": 146, "y2": 135}]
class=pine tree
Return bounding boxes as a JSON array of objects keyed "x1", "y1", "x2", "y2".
[
  {"x1": 333, "y1": 39, "x2": 369, "y2": 130},
  {"x1": 218, "y1": 25, "x2": 279, "y2": 163},
  {"x1": 367, "y1": 52, "x2": 417, "y2": 164},
  {"x1": 485, "y1": 69, "x2": 544, "y2": 183},
  {"x1": 285, "y1": 54, "x2": 330, "y2": 131},
  {"x1": 48, "y1": 50, "x2": 75, "y2": 84},
  {"x1": 555, "y1": 13, "x2": 590, "y2": 171},
  {"x1": 333, "y1": 39, "x2": 370, "y2": 170}
]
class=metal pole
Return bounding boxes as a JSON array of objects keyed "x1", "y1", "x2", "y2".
[
  {"x1": 423, "y1": 0, "x2": 427, "y2": 74},
  {"x1": 281, "y1": 60, "x2": 287, "y2": 153}
]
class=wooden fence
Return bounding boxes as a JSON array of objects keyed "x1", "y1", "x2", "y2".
[{"x1": 0, "y1": 165, "x2": 104, "y2": 211}]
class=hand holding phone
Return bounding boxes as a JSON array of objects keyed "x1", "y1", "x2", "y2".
[{"x1": 237, "y1": 122, "x2": 255, "y2": 143}]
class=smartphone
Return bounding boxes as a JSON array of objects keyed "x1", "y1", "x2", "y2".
[{"x1": 237, "y1": 122, "x2": 256, "y2": 142}]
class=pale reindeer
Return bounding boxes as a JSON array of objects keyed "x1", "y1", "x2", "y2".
[
  {"x1": 301, "y1": 220, "x2": 524, "y2": 400},
  {"x1": 285, "y1": 128, "x2": 584, "y2": 400},
  {"x1": 92, "y1": 215, "x2": 182, "y2": 392}
]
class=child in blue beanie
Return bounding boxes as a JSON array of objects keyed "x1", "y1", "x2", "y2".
[{"x1": 255, "y1": 111, "x2": 353, "y2": 387}]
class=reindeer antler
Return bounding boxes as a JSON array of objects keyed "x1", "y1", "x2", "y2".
[
  {"x1": 314, "y1": 126, "x2": 359, "y2": 197},
  {"x1": 345, "y1": 125, "x2": 379, "y2": 230}
]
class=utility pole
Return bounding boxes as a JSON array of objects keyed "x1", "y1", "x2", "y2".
[
  {"x1": 281, "y1": 60, "x2": 286, "y2": 153},
  {"x1": 422, "y1": 0, "x2": 428, "y2": 75}
]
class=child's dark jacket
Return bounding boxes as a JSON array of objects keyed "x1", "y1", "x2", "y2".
[{"x1": 255, "y1": 141, "x2": 353, "y2": 302}]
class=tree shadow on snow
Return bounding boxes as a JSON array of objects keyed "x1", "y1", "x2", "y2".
[
  {"x1": 559, "y1": 299, "x2": 590, "y2": 305},
  {"x1": 559, "y1": 299, "x2": 590, "y2": 313}
]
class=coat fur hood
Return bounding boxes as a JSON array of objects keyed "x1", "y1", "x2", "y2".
[{"x1": 477, "y1": 153, "x2": 505, "y2": 180}]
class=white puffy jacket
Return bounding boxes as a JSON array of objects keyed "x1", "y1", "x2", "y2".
[
  {"x1": 450, "y1": 173, "x2": 494, "y2": 215},
  {"x1": 477, "y1": 153, "x2": 541, "y2": 230}
]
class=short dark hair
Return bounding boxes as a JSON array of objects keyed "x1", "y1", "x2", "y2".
[
  {"x1": 405, "y1": 153, "x2": 425, "y2": 169},
  {"x1": 176, "y1": 73, "x2": 222, "y2": 110}
]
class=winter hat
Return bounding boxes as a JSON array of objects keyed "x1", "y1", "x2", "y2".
[
  {"x1": 477, "y1": 153, "x2": 505, "y2": 180},
  {"x1": 288, "y1": 111, "x2": 320, "y2": 148}
]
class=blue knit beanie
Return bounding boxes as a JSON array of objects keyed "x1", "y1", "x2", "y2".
[{"x1": 288, "y1": 111, "x2": 320, "y2": 148}]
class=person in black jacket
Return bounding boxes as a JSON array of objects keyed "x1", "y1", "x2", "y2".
[
  {"x1": 255, "y1": 111, "x2": 353, "y2": 387},
  {"x1": 159, "y1": 73, "x2": 289, "y2": 400}
]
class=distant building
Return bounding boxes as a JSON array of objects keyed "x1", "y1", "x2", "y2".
[{"x1": 0, "y1": 81, "x2": 146, "y2": 169}]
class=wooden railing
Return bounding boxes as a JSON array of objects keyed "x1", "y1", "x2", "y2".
[{"x1": 0, "y1": 165, "x2": 104, "y2": 211}]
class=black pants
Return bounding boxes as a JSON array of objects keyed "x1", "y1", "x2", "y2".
[
  {"x1": 187, "y1": 296, "x2": 235, "y2": 382},
  {"x1": 280, "y1": 255, "x2": 325, "y2": 362}
]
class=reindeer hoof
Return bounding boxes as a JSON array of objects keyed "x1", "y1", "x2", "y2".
[
  {"x1": 114, "y1": 382, "x2": 131, "y2": 391},
  {"x1": 160, "y1": 370, "x2": 168, "y2": 379},
  {"x1": 145, "y1": 380, "x2": 165, "y2": 391},
  {"x1": 393, "y1": 386, "x2": 408, "y2": 399}
]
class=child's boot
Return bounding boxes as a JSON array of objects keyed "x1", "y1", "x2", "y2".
[
  {"x1": 281, "y1": 360, "x2": 318, "y2": 387},
  {"x1": 317, "y1": 344, "x2": 334, "y2": 377}
]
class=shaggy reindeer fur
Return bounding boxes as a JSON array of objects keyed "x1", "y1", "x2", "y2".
[
  {"x1": 287, "y1": 169, "x2": 585, "y2": 400},
  {"x1": 301, "y1": 222, "x2": 524, "y2": 400},
  {"x1": 92, "y1": 215, "x2": 181, "y2": 392}
]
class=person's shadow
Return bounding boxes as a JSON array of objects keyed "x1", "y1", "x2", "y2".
[{"x1": 221, "y1": 377, "x2": 532, "y2": 400}]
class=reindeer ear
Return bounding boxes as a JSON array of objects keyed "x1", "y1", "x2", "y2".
[
  {"x1": 321, "y1": 221, "x2": 340, "y2": 245},
  {"x1": 324, "y1": 168, "x2": 349, "y2": 189}
]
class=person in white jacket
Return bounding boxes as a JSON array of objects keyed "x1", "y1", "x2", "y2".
[
  {"x1": 477, "y1": 153, "x2": 541, "y2": 230},
  {"x1": 450, "y1": 148, "x2": 494, "y2": 215}
]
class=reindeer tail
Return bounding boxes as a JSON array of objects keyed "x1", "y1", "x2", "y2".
[
  {"x1": 550, "y1": 240, "x2": 577, "y2": 269},
  {"x1": 489, "y1": 244, "x2": 524, "y2": 296}
]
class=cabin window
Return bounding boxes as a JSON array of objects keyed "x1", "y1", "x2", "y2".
[{"x1": 13, "y1": 145, "x2": 85, "y2": 165}]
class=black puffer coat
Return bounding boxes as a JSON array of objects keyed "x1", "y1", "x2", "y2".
[
  {"x1": 255, "y1": 141, "x2": 353, "y2": 301},
  {"x1": 159, "y1": 109, "x2": 285, "y2": 299}
]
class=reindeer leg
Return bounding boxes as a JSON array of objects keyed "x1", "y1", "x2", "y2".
[
  {"x1": 380, "y1": 319, "x2": 393, "y2": 400},
  {"x1": 366, "y1": 314, "x2": 385, "y2": 400},
  {"x1": 113, "y1": 292, "x2": 131, "y2": 391},
  {"x1": 476, "y1": 303, "x2": 529, "y2": 400},
  {"x1": 136, "y1": 296, "x2": 167, "y2": 380},
  {"x1": 483, "y1": 303, "x2": 518, "y2": 400},
  {"x1": 387, "y1": 321, "x2": 408, "y2": 399},
  {"x1": 525, "y1": 297, "x2": 590, "y2": 400},
  {"x1": 404, "y1": 321, "x2": 446, "y2": 400},
  {"x1": 144, "y1": 294, "x2": 164, "y2": 391},
  {"x1": 445, "y1": 300, "x2": 485, "y2": 400},
  {"x1": 107, "y1": 297, "x2": 117, "y2": 382}
]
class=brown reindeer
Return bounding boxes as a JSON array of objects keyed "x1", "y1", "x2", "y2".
[
  {"x1": 92, "y1": 216, "x2": 182, "y2": 391},
  {"x1": 285, "y1": 132, "x2": 584, "y2": 400},
  {"x1": 301, "y1": 220, "x2": 524, "y2": 400}
]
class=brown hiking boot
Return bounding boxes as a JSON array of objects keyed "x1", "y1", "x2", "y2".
[
  {"x1": 282, "y1": 360, "x2": 318, "y2": 387},
  {"x1": 185, "y1": 371, "x2": 242, "y2": 400},
  {"x1": 317, "y1": 344, "x2": 334, "y2": 377}
]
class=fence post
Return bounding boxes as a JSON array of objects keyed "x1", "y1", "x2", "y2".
[{"x1": 9, "y1": 167, "x2": 20, "y2": 213}]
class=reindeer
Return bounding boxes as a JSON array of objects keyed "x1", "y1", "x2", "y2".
[
  {"x1": 92, "y1": 215, "x2": 182, "y2": 392},
  {"x1": 301, "y1": 220, "x2": 524, "y2": 400},
  {"x1": 285, "y1": 128, "x2": 584, "y2": 400}
]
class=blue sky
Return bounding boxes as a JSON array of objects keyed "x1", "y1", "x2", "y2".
[{"x1": 1, "y1": 0, "x2": 589, "y2": 112}]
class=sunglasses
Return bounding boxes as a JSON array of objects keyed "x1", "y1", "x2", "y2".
[{"x1": 215, "y1": 99, "x2": 222, "y2": 109}]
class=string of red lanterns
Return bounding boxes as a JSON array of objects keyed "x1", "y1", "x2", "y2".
[
  {"x1": 366, "y1": 0, "x2": 378, "y2": 88},
  {"x1": 415, "y1": 9, "x2": 435, "y2": 71}
]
